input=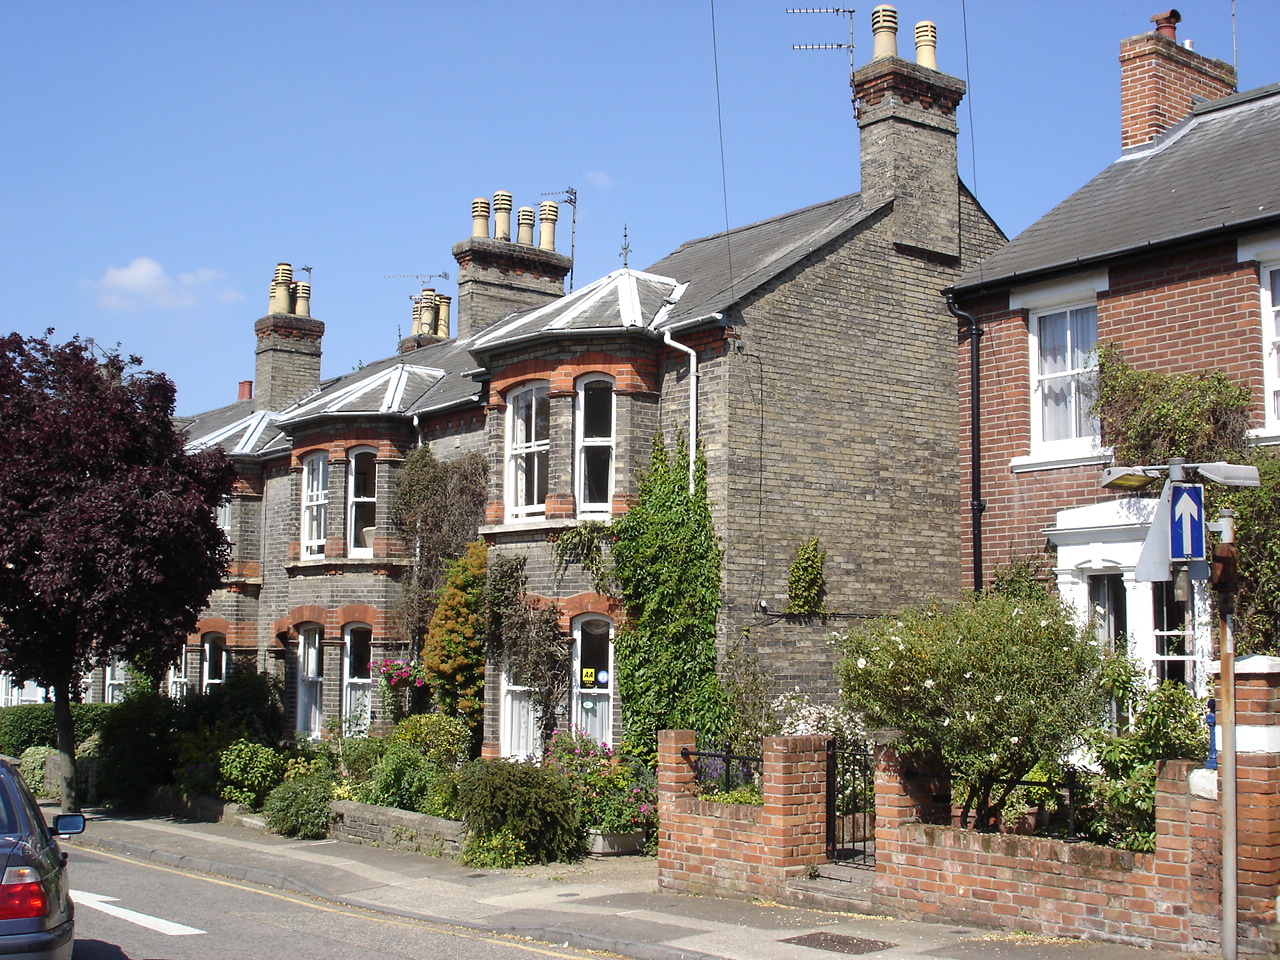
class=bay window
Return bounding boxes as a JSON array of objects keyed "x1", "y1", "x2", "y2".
[
  {"x1": 301, "y1": 452, "x2": 328, "y2": 558},
  {"x1": 575, "y1": 376, "x2": 615, "y2": 516},
  {"x1": 506, "y1": 383, "x2": 549, "y2": 519}
]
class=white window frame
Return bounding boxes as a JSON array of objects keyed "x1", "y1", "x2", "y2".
[
  {"x1": 104, "y1": 659, "x2": 130, "y2": 703},
  {"x1": 301, "y1": 452, "x2": 329, "y2": 558},
  {"x1": 500, "y1": 671, "x2": 540, "y2": 759},
  {"x1": 571, "y1": 615, "x2": 614, "y2": 746},
  {"x1": 201, "y1": 634, "x2": 228, "y2": 693},
  {"x1": 505, "y1": 382, "x2": 550, "y2": 521},
  {"x1": 575, "y1": 375, "x2": 615, "y2": 517},
  {"x1": 346, "y1": 447, "x2": 377, "y2": 559},
  {"x1": 297, "y1": 624, "x2": 324, "y2": 737},
  {"x1": 1262, "y1": 261, "x2": 1280, "y2": 436},
  {"x1": 1028, "y1": 301, "x2": 1099, "y2": 460},
  {"x1": 216, "y1": 499, "x2": 232, "y2": 537},
  {"x1": 342, "y1": 623, "x2": 373, "y2": 736}
]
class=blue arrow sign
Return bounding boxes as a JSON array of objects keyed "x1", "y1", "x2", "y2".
[{"x1": 1170, "y1": 483, "x2": 1205, "y2": 561}]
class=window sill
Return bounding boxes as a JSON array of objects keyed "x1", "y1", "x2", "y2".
[
  {"x1": 480, "y1": 517, "x2": 613, "y2": 536},
  {"x1": 1010, "y1": 447, "x2": 1111, "y2": 474},
  {"x1": 1248, "y1": 427, "x2": 1280, "y2": 447},
  {"x1": 285, "y1": 557, "x2": 413, "y2": 578}
]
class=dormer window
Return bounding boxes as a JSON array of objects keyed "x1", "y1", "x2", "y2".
[
  {"x1": 347, "y1": 448, "x2": 377, "y2": 558},
  {"x1": 301, "y1": 452, "x2": 328, "y2": 558},
  {"x1": 576, "y1": 375, "x2": 615, "y2": 516},
  {"x1": 506, "y1": 383, "x2": 550, "y2": 520}
]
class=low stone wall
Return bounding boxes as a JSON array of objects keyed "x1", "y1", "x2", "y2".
[{"x1": 330, "y1": 799, "x2": 464, "y2": 856}]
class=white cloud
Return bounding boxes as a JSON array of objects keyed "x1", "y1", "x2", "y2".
[
  {"x1": 584, "y1": 170, "x2": 612, "y2": 190},
  {"x1": 91, "y1": 257, "x2": 242, "y2": 311}
]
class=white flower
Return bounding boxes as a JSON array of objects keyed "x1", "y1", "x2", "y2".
[
  {"x1": 964, "y1": 672, "x2": 973, "y2": 679},
  {"x1": 942, "y1": 717, "x2": 950, "y2": 726},
  {"x1": 1010, "y1": 736, "x2": 1020, "y2": 744},
  {"x1": 856, "y1": 658, "x2": 867, "y2": 670},
  {"x1": 994, "y1": 695, "x2": 1003, "y2": 702},
  {"x1": 1040, "y1": 620, "x2": 1049, "y2": 627},
  {"x1": 924, "y1": 679, "x2": 935, "y2": 688}
]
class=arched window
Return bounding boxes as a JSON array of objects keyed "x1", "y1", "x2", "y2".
[
  {"x1": 343, "y1": 623, "x2": 373, "y2": 736},
  {"x1": 297, "y1": 624, "x2": 324, "y2": 737},
  {"x1": 572, "y1": 616, "x2": 614, "y2": 745},
  {"x1": 301, "y1": 452, "x2": 329, "y2": 558},
  {"x1": 347, "y1": 448, "x2": 377, "y2": 558},
  {"x1": 505, "y1": 382, "x2": 550, "y2": 519},
  {"x1": 202, "y1": 633, "x2": 228, "y2": 693},
  {"x1": 575, "y1": 375, "x2": 615, "y2": 516}
]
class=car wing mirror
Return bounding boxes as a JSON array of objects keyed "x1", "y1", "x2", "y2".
[{"x1": 51, "y1": 814, "x2": 85, "y2": 836}]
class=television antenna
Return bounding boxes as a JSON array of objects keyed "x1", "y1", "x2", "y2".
[
  {"x1": 787, "y1": 7, "x2": 856, "y2": 75},
  {"x1": 384, "y1": 272, "x2": 450, "y2": 284},
  {"x1": 541, "y1": 186, "x2": 578, "y2": 291}
]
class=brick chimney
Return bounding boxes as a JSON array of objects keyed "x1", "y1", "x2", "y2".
[
  {"x1": 853, "y1": 5, "x2": 966, "y2": 260},
  {"x1": 253, "y1": 262, "x2": 324, "y2": 412},
  {"x1": 1119, "y1": 9, "x2": 1236, "y2": 150},
  {"x1": 452, "y1": 192, "x2": 572, "y2": 338}
]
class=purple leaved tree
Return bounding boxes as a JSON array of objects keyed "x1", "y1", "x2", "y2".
[{"x1": 0, "y1": 332, "x2": 234, "y2": 811}]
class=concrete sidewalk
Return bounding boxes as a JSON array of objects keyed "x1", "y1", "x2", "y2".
[{"x1": 58, "y1": 806, "x2": 1197, "y2": 960}]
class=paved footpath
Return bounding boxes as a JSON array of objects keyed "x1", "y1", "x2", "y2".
[{"x1": 58, "y1": 806, "x2": 1200, "y2": 960}]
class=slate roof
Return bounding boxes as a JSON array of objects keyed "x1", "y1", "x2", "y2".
[{"x1": 951, "y1": 83, "x2": 1280, "y2": 295}]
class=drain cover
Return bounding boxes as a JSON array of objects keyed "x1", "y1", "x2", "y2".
[{"x1": 781, "y1": 932, "x2": 899, "y2": 955}]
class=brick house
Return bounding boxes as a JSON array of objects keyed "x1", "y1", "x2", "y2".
[
  {"x1": 49, "y1": 5, "x2": 1001, "y2": 745},
  {"x1": 947, "y1": 10, "x2": 1280, "y2": 693}
]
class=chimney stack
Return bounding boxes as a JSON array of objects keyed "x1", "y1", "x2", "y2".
[
  {"x1": 1119, "y1": 9, "x2": 1235, "y2": 150},
  {"x1": 452, "y1": 190, "x2": 572, "y2": 338},
  {"x1": 853, "y1": 5, "x2": 966, "y2": 259},
  {"x1": 254, "y1": 261, "x2": 324, "y2": 411}
]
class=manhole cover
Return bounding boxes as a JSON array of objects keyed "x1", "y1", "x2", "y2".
[{"x1": 781, "y1": 932, "x2": 899, "y2": 955}]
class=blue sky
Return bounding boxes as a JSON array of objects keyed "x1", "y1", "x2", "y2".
[{"x1": 4, "y1": 1, "x2": 1278, "y2": 416}]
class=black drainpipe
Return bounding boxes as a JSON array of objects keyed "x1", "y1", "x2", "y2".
[{"x1": 946, "y1": 293, "x2": 985, "y2": 591}]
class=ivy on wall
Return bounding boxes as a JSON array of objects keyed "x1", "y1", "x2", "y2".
[
  {"x1": 610, "y1": 433, "x2": 727, "y2": 760},
  {"x1": 1092, "y1": 344, "x2": 1278, "y2": 652},
  {"x1": 784, "y1": 536, "x2": 827, "y2": 616},
  {"x1": 391, "y1": 448, "x2": 487, "y2": 644}
]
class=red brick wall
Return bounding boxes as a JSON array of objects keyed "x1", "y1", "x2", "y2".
[
  {"x1": 958, "y1": 244, "x2": 1265, "y2": 584},
  {"x1": 657, "y1": 730, "x2": 827, "y2": 901},
  {"x1": 1119, "y1": 31, "x2": 1235, "y2": 151}
]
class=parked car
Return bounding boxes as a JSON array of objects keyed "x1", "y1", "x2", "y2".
[{"x1": 0, "y1": 757, "x2": 84, "y2": 959}]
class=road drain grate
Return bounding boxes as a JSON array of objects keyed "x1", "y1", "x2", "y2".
[{"x1": 780, "y1": 932, "x2": 899, "y2": 954}]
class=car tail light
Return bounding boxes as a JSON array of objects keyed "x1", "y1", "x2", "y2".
[{"x1": 0, "y1": 867, "x2": 47, "y2": 920}]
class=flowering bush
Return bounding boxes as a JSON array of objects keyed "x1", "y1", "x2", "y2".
[
  {"x1": 772, "y1": 692, "x2": 869, "y2": 816},
  {"x1": 543, "y1": 728, "x2": 656, "y2": 836},
  {"x1": 837, "y1": 584, "x2": 1110, "y2": 829},
  {"x1": 372, "y1": 659, "x2": 424, "y2": 690}
]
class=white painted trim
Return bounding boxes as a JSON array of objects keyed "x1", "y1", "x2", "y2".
[
  {"x1": 1238, "y1": 228, "x2": 1280, "y2": 264},
  {"x1": 1214, "y1": 723, "x2": 1280, "y2": 754},
  {"x1": 1208, "y1": 655, "x2": 1280, "y2": 675},
  {"x1": 1009, "y1": 270, "x2": 1108, "y2": 311},
  {"x1": 1010, "y1": 450, "x2": 1110, "y2": 473}
]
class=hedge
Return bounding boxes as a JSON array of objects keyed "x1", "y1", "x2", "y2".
[{"x1": 0, "y1": 703, "x2": 115, "y2": 757}]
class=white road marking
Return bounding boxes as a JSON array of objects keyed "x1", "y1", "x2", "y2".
[{"x1": 72, "y1": 890, "x2": 206, "y2": 936}]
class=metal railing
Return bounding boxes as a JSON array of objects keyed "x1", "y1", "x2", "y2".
[{"x1": 679, "y1": 745, "x2": 763, "y2": 795}]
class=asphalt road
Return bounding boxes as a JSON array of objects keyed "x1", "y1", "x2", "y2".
[{"x1": 67, "y1": 846, "x2": 608, "y2": 960}]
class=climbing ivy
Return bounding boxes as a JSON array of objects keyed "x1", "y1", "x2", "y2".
[
  {"x1": 420, "y1": 540, "x2": 487, "y2": 736},
  {"x1": 551, "y1": 520, "x2": 614, "y2": 595},
  {"x1": 485, "y1": 554, "x2": 566, "y2": 748},
  {"x1": 610, "y1": 433, "x2": 727, "y2": 761},
  {"x1": 1091, "y1": 345, "x2": 1279, "y2": 652},
  {"x1": 784, "y1": 536, "x2": 827, "y2": 616},
  {"x1": 391, "y1": 447, "x2": 487, "y2": 643}
]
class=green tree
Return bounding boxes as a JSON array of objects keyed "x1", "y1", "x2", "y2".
[
  {"x1": 611, "y1": 433, "x2": 727, "y2": 760},
  {"x1": 838, "y1": 585, "x2": 1108, "y2": 828},
  {"x1": 420, "y1": 540, "x2": 487, "y2": 733},
  {"x1": 0, "y1": 333, "x2": 234, "y2": 810}
]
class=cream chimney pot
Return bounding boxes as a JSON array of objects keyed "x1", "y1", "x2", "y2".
[
  {"x1": 293, "y1": 281, "x2": 311, "y2": 318},
  {"x1": 914, "y1": 21, "x2": 937, "y2": 70},
  {"x1": 538, "y1": 201, "x2": 559, "y2": 251},
  {"x1": 471, "y1": 198, "x2": 491, "y2": 238},
  {"x1": 493, "y1": 191, "x2": 513, "y2": 241},
  {"x1": 268, "y1": 263, "x2": 294, "y2": 314},
  {"x1": 417, "y1": 288, "x2": 436, "y2": 336},
  {"x1": 434, "y1": 294, "x2": 451, "y2": 338},
  {"x1": 871, "y1": 5, "x2": 898, "y2": 60},
  {"x1": 517, "y1": 206, "x2": 535, "y2": 246}
]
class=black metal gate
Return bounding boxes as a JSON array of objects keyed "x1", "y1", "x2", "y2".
[{"x1": 826, "y1": 738, "x2": 874, "y2": 864}]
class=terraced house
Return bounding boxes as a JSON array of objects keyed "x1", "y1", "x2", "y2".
[
  {"x1": 74, "y1": 5, "x2": 1003, "y2": 753},
  {"x1": 948, "y1": 9, "x2": 1280, "y2": 694}
]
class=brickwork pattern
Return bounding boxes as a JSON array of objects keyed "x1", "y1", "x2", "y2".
[{"x1": 1119, "y1": 32, "x2": 1236, "y2": 150}]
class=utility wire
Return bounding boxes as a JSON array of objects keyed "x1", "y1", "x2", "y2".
[{"x1": 709, "y1": 0, "x2": 736, "y2": 302}]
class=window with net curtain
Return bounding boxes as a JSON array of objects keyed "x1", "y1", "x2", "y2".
[
  {"x1": 507, "y1": 383, "x2": 550, "y2": 518},
  {"x1": 1036, "y1": 305, "x2": 1098, "y2": 445}
]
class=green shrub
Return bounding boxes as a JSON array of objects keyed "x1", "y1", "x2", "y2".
[
  {"x1": 17, "y1": 746, "x2": 53, "y2": 798},
  {"x1": 263, "y1": 774, "x2": 334, "y2": 839},
  {"x1": 95, "y1": 689, "x2": 177, "y2": 809},
  {"x1": 453, "y1": 758, "x2": 584, "y2": 865},
  {"x1": 462, "y1": 827, "x2": 526, "y2": 868},
  {"x1": 334, "y1": 736, "x2": 387, "y2": 781},
  {"x1": 75, "y1": 733, "x2": 101, "y2": 806},
  {"x1": 388, "y1": 713, "x2": 471, "y2": 769},
  {"x1": 0, "y1": 702, "x2": 114, "y2": 756},
  {"x1": 219, "y1": 739, "x2": 286, "y2": 809},
  {"x1": 175, "y1": 671, "x2": 286, "y2": 747},
  {"x1": 543, "y1": 728, "x2": 656, "y2": 836},
  {"x1": 700, "y1": 784, "x2": 763, "y2": 805},
  {"x1": 172, "y1": 724, "x2": 226, "y2": 797},
  {"x1": 351, "y1": 741, "x2": 455, "y2": 817}
]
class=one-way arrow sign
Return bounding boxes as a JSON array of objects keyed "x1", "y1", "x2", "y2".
[{"x1": 1170, "y1": 483, "x2": 1205, "y2": 561}]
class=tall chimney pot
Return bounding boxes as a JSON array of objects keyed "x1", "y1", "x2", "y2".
[
  {"x1": 914, "y1": 21, "x2": 938, "y2": 70},
  {"x1": 493, "y1": 191, "x2": 513, "y2": 241},
  {"x1": 471, "y1": 198, "x2": 491, "y2": 238},
  {"x1": 238, "y1": 380, "x2": 253, "y2": 402},
  {"x1": 516, "y1": 206, "x2": 535, "y2": 246},
  {"x1": 538, "y1": 201, "x2": 559, "y2": 251},
  {"x1": 871, "y1": 5, "x2": 898, "y2": 60},
  {"x1": 434, "y1": 294, "x2": 451, "y2": 338},
  {"x1": 268, "y1": 262, "x2": 294, "y2": 314},
  {"x1": 293, "y1": 281, "x2": 311, "y2": 318}
]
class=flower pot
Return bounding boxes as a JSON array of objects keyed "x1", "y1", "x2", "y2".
[{"x1": 586, "y1": 828, "x2": 645, "y2": 856}]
